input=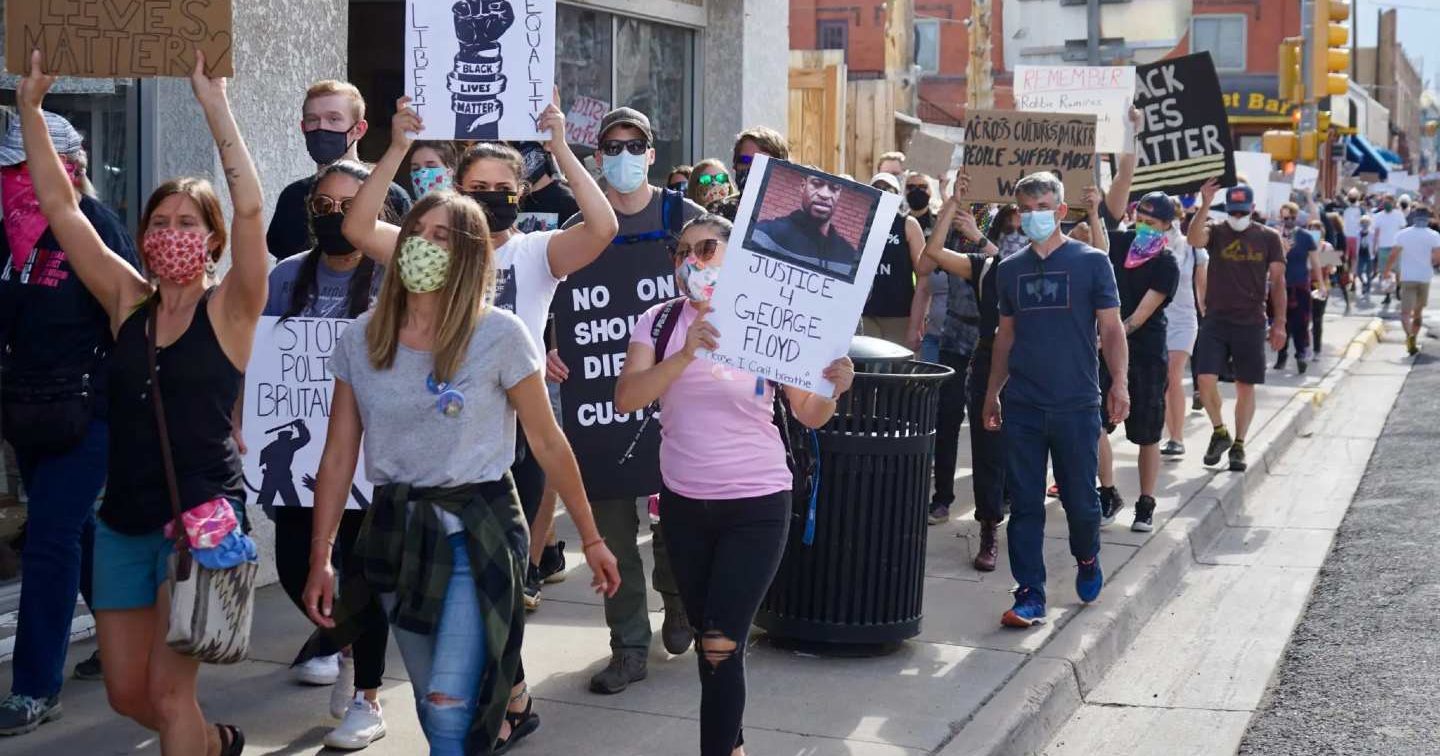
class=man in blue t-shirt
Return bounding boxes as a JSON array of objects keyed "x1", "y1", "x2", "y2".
[{"x1": 982, "y1": 172, "x2": 1129, "y2": 628}]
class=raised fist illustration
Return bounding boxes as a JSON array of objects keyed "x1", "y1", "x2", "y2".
[{"x1": 453, "y1": 0, "x2": 515, "y2": 51}]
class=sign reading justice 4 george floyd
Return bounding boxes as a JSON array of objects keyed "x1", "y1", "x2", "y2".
[
  {"x1": 960, "y1": 109, "x2": 1097, "y2": 205},
  {"x1": 5, "y1": 0, "x2": 234, "y2": 78},
  {"x1": 1129, "y1": 52, "x2": 1237, "y2": 197}
]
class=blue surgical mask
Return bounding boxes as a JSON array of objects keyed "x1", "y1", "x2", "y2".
[
  {"x1": 602, "y1": 151, "x2": 649, "y2": 194},
  {"x1": 1020, "y1": 210, "x2": 1057, "y2": 243}
]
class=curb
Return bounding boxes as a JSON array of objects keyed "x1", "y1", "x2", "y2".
[{"x1": 937, "y1": 317, "x2": 1386, "y2": 756}]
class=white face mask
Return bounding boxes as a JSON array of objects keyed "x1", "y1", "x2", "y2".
[
  {"x1": 601, "y1": 151, "x2": 649, "y2": 194},
  {"x1": 1226, "y1": 215, "x2": 1252, "y2": 232}
]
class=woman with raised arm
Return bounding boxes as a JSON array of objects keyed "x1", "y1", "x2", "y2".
[{"x1": 18, "y1": 50, "x2": 265, "y2": 756}]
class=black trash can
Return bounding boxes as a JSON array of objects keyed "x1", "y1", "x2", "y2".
[{"x1": 756, "y1": 336, "x2": 953, "y2": 645}]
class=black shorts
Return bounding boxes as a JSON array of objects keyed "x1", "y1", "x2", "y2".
[
  {"x1": 1100, "y1": 353, "x2": 1168, "y2": 446},
  {"x1": 1193, "y1": 318, "x2": 1267, "y2": 385}
]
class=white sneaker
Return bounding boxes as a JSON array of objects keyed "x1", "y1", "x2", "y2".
[
  {"x1": 323, "y1": 695, "x2": 387, "y2": 751},
  {"x1": 295, "y1": 653, "x2": 341, "y2": 686},
  {"x1": 330, "y1": 655, "x2": 356, "y2": 719}
]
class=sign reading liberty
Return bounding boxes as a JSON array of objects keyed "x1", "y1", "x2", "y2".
[{"x1": 449, "y1": 0, "x2": 516, "y2": 139}]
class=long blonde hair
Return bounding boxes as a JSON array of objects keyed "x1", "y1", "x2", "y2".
[{"x1": 365, "y1": 191, "x2": 495, "y2": 383}]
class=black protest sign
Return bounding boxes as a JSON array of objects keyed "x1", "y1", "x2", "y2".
[
  {"x1": 1129, "y1": 52, "x2": 1237, "y2": 197},
  {"x1": 553, "y1": 242, "x2": 679, "y2": 501},
  {"x1": 961, "y1": 109, "x2": 1097, "y2": 204}
]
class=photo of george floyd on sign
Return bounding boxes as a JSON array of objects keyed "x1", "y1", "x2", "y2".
[
  {"x1": 5, "y1": 0, "x2": 233, "y2": 78},
  {"x1": 242, "y1": 317, "x2": 369, "y2": 511},
  {"x1": 1014, "y1": 65, "x2": 1136, "y2": 154},
  {"x1": 1129, "y1": 51, "x2": 1237, "y2": 198},
  {"x1": 405, "y1": 0, "x2": 555, "y2": 141},
  {"x1": 960, "y1": 109, "x2": 1098, "y2": 204},
  {"x1": 705, "y1": 156, "x2": 899, "y2": 395}
]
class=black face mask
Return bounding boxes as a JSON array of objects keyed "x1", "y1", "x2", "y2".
[
  {"x1": 467, "y1": 190, "x2": 520, "y2": 232},
  {"x1": 515, "y1": 141, "x2": 552, "y2": 185},
  {"x1": 312, "y1": 213, "x2": 355, "y2": 255},
  {"x1": 734, "y1": 168, "x2": 750, "y2": 191},
  {"x1": 905, "y1": 188, "x2": 930, "y2": 211},
  {"x1": 305, "y1": 128, "x2": 352, "y2": 165}
]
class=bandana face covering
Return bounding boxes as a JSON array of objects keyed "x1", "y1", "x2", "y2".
[
  {"x1": 4, "y1": 163, "x2": 78, "y2": 272},
  {"x1": 1125, "y1": 223, "x2": 1166, "y2": 269},
  {"x1": 397, "y1": 235, "x2": 451, "y2": 293},
  {"x1": 679, "y1": 256, "x2": 719, "y2": 302},
  {"x1": 143, "y1": 228, "x2": 211, "y2": 284}
]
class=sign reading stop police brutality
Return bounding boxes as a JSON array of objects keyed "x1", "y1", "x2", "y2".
[
  {"x1": 405, "y1": 0, "x2": 556, "y2": 141},
  {"x1": 242, "y1": 317, "x2": 368, "y2": 511},
  {"x1": 705, "y1": 157, "x2": 898, "y2": 395},
  {"x1": 960, "y1": 109, "x2": 1098, "y2": 204},
  {"x1": 1129, "y1": 52, "x2": 1237, "y2": 197}
]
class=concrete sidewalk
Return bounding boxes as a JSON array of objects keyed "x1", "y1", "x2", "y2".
[{"x1": 0, "y1": 305, "x2": 1386, "y2": 756}]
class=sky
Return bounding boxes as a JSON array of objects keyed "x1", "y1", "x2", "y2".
[{"x1": 1353, "y1": 0, "x2": 1440, "y2": 88}]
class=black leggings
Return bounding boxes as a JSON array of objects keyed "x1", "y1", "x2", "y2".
[
  {"x1": 930, "y1": 349, "x2": 970, "y2": 509},
  {"x1": 658, "y1": 488, "x2": 790, "y2": 756},
  {"x1": 274, "y1": 507, "x2": 389, "y2": 691}
]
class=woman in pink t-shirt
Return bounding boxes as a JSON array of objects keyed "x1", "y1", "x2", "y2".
[{"x1": 615, "y1": 214, "x2": 854, "y2": 756}]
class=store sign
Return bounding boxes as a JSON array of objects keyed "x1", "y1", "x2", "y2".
[
  {"x1": 5, "y1": 0, "x2": 234, "y2": 78},
  {"x1": 1219, "y1": 75, "x2": 1291, "y2": 119}
]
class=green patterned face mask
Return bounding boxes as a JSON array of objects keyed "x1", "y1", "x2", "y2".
[{"x1": 397, "y1": 235, "x2": 451, "y2": 293}]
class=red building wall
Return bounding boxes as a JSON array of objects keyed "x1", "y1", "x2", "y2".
[{"x1": 1169, "y1": 0, "x2": 1303, "y2": 73}]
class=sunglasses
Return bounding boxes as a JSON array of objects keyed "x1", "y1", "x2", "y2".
[
  {"x1": 426, "y1": 373, "x2": 465, "y2": 418},
  {"x1": 697, "y1": 173, "x2": 729, "y2": 187},
  {"x1": 675, "y1": 238, "x2": 723, "y2": 263},
  {"x1": 310, "y1": 196, "x2": 354, "y2": 216},
  {"x1": 600, "y1": 139, "x2": 650, "y2": 156},
  {"x1": 736, "y1": 154, "x2": 754, "y2": 166}
]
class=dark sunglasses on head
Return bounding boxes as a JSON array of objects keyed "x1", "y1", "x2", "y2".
[
  {"x1": 600, "y1": 139, "x2": 650, "y2": 156},
  {"x1": 675, "y1": 238, "x2": 723, "y2": 263},
  {"x1": 697, "y1": 173, "x2": 729, "y2": 187},
  {"x1": 310, "y1": 196, "x2": 354, "y2": 215}
]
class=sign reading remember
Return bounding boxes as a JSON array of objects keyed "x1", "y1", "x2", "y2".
[
  {"x1": 5, "y1": 0, "x2": 234, "y2": 78},
  {"x1": 960, "y1": 109, "x2": 1097, "y2": 204},
  {"x1": 1130, "y1": 52, "x2": 1237, "y2": 197},
  {"x1": 1015, "y1": 65, "x2": 1136, "y2": 154}
]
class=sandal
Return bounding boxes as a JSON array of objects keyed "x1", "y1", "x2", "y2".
[
  {"x1": 215, "y1": 723, "x2": 245, "y2": 756},
  {"x1": 494, "y1": 694, "x2": 540, "y2": 754}
]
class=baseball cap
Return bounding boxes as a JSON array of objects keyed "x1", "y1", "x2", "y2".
[
  {"x1": 868, "y1": 172, "x2": 901, "y2": 193},
  {"x1": 598, "y1": 107, "x2": 653, "y2": 145},
  {"x1": 0, "y1": 107, "x2": 83, "y2": 167},
  {"x1": 1224, "y1": 185, "x2": 1255, "y2": 214},
  {"x1": 1135, "y1": 191, "x2": 1176, "y2": 223}
]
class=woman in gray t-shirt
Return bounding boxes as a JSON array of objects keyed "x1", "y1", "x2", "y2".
[{"x1": 303, "y1": 138, "x2": 620, "y2": 753}]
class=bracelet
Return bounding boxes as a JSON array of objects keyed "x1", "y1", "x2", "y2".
[{"x1": 582, "y1": 538, "x2": 606, "y2": 551}]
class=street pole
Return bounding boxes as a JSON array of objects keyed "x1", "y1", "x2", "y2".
[
  {"x1": 1086, "y1": 0, "x2": 1101, "y2": 65},
  {"x1": 1301, "y1": 0, "x2": 1317, "y2": 164}
]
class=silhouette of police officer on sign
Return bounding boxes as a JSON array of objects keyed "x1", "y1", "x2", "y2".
[{"x1": 257, "y1": 419, "x2": 312, "y2": 509}]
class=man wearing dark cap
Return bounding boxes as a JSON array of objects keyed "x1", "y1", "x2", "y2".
[
  {"x1": 1096, "y1": 191, "x2": 1181, "y2": 532},
  {"x1": 1186, "y1": 180, "x2": 1286, "y2": 473},
  {"x1": 553, "y1": 106, "x2": 705, "y2": 694}
]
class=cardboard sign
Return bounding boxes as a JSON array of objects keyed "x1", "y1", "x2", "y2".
[
  {"x1": 5, "y1": 0, "x2": 233, "y2": 78},
  {"x1": 406, "y1": 0, "x2": 555, "y2": 141},
  {"x1": 706, "y1": 157, "x2": 898, "y2": 395},
  {"x1": 960, "y1": 109, "x2": 1098, "y2": 204},
  {"x1": 905, "y1": 130, "x2": 963, "y2": 178},
  {"x1": 1129, "y1": 52, "x2": 1236, "y2": 197},
  {"x1": 243, "y1": 317, "x2": 368, "y2": 511},
  {"x1": 1014, "y1": 65, "x2": 1136, "y2": 154},
  {"x1": 564, "y1": 94, "x2": 608, "y2": 149},
  {"x1": 1292, "y1": 164, "x2": 1319, "y2": 193}
]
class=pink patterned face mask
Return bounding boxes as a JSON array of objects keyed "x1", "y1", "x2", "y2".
[
  {"x1": 3, "y1": 162, "x2": 78, "y2": 272},
  {"x1": 143, "y1": 228, "x2": 212, "y2": 284}
]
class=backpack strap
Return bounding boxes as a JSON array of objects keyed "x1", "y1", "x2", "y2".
[
  {"x1": 612, "y1": 189, "x2": 686, "y2": 246},
  {"x1": 650, "y1": 297, "x2": 687, "y2": 360}
]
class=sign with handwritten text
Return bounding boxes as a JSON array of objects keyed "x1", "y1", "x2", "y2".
[
  {"x1": 960, "y1": 109, "x2": 1097, "y2": 205},
  {"x1": 1015, "y1": 65, "x2": 1135, "y2": 154},
  {"x1": 405, "y1": 0, "x2": 556, "y2": 141},
  {"x1": 564, "y1": 94, "x2": 608, "y2": 149},
  {"x1": 5, "y1": 0, "x2": 233, "y2": 78}
]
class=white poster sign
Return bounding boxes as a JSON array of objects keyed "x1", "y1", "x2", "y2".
[
  {"x1": 1266, "y1": 181, "x2": 1291, "y2": 218},
  {"x1": 1392, "y1": 171, "x2": 1420, "y2": 194},
  {"x1": 405, "y1": 0, "x2": 556, "y2": 141},
  {"x1": 243, "y1": 317, "x2": 368, "y2": 511},
  {"x1": 704, "y1": 156, "x2": 900, "y2": 395},
  {"x1": 1292, "y1": 165, "x2": 1319, "y2": 192},
  {"x1": 1014, "y1": 65, "x2": 1137, "y2": 154},
  {"x1": 1233, "y1": 151, "x2": 1274, "y2": 211}
]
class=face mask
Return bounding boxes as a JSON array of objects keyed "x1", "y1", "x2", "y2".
[
  {"x1": 1020, "y1": 210, "x2": 1057, "y2": 243},
  {"x1": 143, "y1": 228, "x2": 211, "y2": 284},
  {"x1": 466, "y1": 190, "x2": 520, "y2": 232},
  {"x1": 905, "y1": 188, "x2": 931, "y2": 212},
  {"x1": 410, "y1": 166, "x2": 451, "y2": 198},
  {"x1": 669, "y1": 181, "x2": 688, "y2": 193},
  {"x1": 1000, "y1": 231, "x2": 1028, "y2": 258},
  {"x1": 312, "y1": 213, "x2": 355, "y2": 255},
  {"x1": 1305, "y1": 229, "x2": 1322, "y2": 243},
  {"x1": 1226, "y1": 214, "x2": 1252, "y2": 231},
  {"x1": 517, "y1": 142, "x2": 551, "y2": 184},
  {"x1": 305, "y1": 128, "x2": 353, "y2": 165},
  {"x1": 734, "y1": 168, "x2": 750, "y2": 192},
  {"x1": 679, "y1": 256, "x2": 719, "y2": 303},
  {"x1": 601, "y1": 151, "x2": 649, "y2": 194},
  {"x1": 1124, "y1": 222, "x2": 1166, "y2": 269},
  {"x1": 1383, "y1": 202, "x2": 1394, "y2": 211},
  {"x1": 1281, "y1": 217, "x2": 1296, "y2": 229},
  {"x1": 396, "y1": 235, "x2": 451, "y2": 293},
  {"x1": 2, "y1": 165, "x2": 44, "y2": 272}
]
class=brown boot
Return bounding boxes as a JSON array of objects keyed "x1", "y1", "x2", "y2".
[{"x1": 973, "y1": 521, "x2": 999, "y2": 572}]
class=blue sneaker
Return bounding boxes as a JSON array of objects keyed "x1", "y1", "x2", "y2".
[
  {"x1": 1076, "y1": 556, "x2": 1103, "y2": 603},
  {"x1": 1001, "y1": 586, "x2": 1047, "y2": 628}
]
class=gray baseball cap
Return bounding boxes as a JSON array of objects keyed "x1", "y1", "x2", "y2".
[
  {"x1": 0, "y1": 106, "x2": 84, "y2": 167},
  {"x1": 598, "y1": 107, "x2": 653, "y2": 144}
]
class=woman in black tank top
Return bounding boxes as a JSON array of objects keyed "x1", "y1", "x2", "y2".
[{"x1": 18, "y1": 52, "x2": 266, "y2": 756}]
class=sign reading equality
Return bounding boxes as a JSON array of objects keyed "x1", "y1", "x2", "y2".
[
  {"x1": 5, "y1": 0, "x2": 234, "y2": 78},
  {"x1": 1130, "y1": 52, "x2": 1237, "y2": 197},
  {"x1": 960, "y1": 109, "x2": 1098, "y2": 205}
]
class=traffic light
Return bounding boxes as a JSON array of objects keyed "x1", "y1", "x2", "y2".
[
  {"x1": 1263, "y1": 130, "x2": 1298, "y2": 162},
  {"x1": 1299, "y1": 130, "x2": 1319, "y2": 162},
  {"x1": 1278, "y1": 37, "x2": 1303, "y2": 104},
  {"x1": 1309, "y1": 0, "x2": 1350, "y2": 99}
]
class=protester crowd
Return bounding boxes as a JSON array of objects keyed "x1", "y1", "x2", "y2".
[{"x1": 2, "y1": 49, "x2": 1438, "y2": 756}]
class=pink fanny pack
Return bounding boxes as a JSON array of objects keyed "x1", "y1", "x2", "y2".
[{"x1": 164, "y1": 497, "x2": 239, "y2": 550}]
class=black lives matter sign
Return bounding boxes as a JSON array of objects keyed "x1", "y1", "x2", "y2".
[{"x1": 1129, "y1": 52, "x2": 1237, "y2": 197}]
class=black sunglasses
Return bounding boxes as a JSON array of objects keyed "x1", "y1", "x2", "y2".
[{"x1": 600, "y1": 139, "x2": 650, "y2": 157}]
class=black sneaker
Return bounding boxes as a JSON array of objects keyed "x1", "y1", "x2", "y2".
[
  {"x1": 523, "y1": 564, "x2": 542, "y2": 612},
  {"x1": 73, "y1": 650, "x2": 102, "y2": 681},
  {"x1": 1160, "y1": 440, "x2": 1185, "y2": 457},
  {"x1": 1297, "y1": 358, "x2": 1308, "y2": 375},
  {"x1": 1191, "y1": 391, "x2": 1203, "y2": 411},
  {"x1": 1274, "y1": 352, "x2": 1287, "y2": 370},
  {"x1": 1132, "y1": 495, "x2": 1156, "y2": 532},
  {"x1": 1229, "y1": 443, "x2": 1248, "y2": 472},
  {"x1": 1099, "y1": 486, "x2": 1125, "y2": 525},
  {"x1": 537, "y1": 541, "x2": 567, "y2": 584},
  {"x1": 1203, "y1": 428, "x2": 1233, "y2": 466},
  {"x1": 0, "y1": 694, "x2": 61, "y2": 736}
]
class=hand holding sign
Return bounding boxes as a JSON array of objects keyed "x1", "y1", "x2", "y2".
[
  {"x1": 822, "y1": 356, "x2": 855, "y2": 399},
  {"x1": 682, "y1": 303, "x2": 720, "y2": 359},
  {"x1": 188, "y1": 50, "x2": 227, "y2": 109},
  {"x1": 17, "y1": 50, "x2": 54, "y2": 112},
  {"x1": 391, "y1": 96, "x2": 424, "y2": 150}
]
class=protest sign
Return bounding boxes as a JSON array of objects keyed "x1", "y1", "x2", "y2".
[
  {"x1": 1232, "y1": 152, "x2": 1273, "y2": 212},
  {"x1": 1015, "y1": 65, "x2": 1136, "y2": 154},
  {"x1": 1265, "y1": 181, "x2": 1291, "y2": 218},
  {"x1": 242, "y1": 317, "x2": 368, "y2": 511},
  {"x1": 552, "y1": 234, "x2": 677, "y2": 500},
  {"x1": 405, "y1": 0, "x2": 555, "y2": 141},
  {"x1": 1392, "y1": 171, "x2": 1420, "y2": 194},
  {"x1": 1129, "y1": 52, "x2": 1236, "y2": 197},
  {"x1": 960, "y1": 109, "x2": 1097, "y2": 204},
  {"x1": 564, "y1": 94, "x2": 608, "y2": 149},
  {"x1": 706, "y1": 157, "x2": 899, "y2": 395},
  {"x1": 1292, "y1": 164, "x2": 1319, "y2": 193},
  {"x1": 5, "y1": 0, "x2": 233, "y2": 78},
  {"x1": 905, "y1": 130, "x2": 962, "y2": 178}
]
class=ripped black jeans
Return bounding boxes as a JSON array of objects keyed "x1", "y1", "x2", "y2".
[{"x1": 658, "y1": 487, "x2": 790, "y2": 756}]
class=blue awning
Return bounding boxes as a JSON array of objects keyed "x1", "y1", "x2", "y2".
[
  {"x1": 1376, "y1": 147, "x2": 1403, "y2": 166},
  {"x1": 1346, "y1": 135, "x2": 1390, "y2": 180}
]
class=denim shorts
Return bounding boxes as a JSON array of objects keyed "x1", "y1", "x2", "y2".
[{"x1": 92, "y1": 518, "x2": 174, "y2": 611}]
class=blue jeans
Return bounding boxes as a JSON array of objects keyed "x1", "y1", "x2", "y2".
[
  {"x1": 12, "y1": 419, "x2": 108, "y2": 699},
  {"x1": 388, "y1": 534, "x2": 486, "y2": 756},
  {"x1": 1002, "y1": 404, "x2": 1101, "y2": 601},
  {"x1": 920, "y1": 334, "x2": 941, "y2": 363}
]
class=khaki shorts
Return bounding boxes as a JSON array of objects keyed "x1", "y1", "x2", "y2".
[{"x1": 1400, "y1": 281, "x2": 1431, "y2": 313}]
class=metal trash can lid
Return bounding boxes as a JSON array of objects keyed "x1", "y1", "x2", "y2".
[{"x1": 848, "y1": 335, "x2": 913, "y2": 366}]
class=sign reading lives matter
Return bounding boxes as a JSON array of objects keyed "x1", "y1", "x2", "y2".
[
  {"x1": 242, "y1": 317, "x2": 368, "y2": 511},
  {"x1": 1014, "y1": 65, "x2": 1136, "y2": 154},
  {"x1": 961, "y1": 109, "x2": 1097, "y2": 204},
  {"x1": 405, "y1": 0, "x2": 555, "y2": 141},
  {"x1": 1129, "y1": 52, "x2": 1237, "y2": 197},
  {"x1": 706, "y1": 156, "x2": 898, "y2": 395},
  {"x1": 5, "y1": 0, "x2": 234, "y2": 78}
]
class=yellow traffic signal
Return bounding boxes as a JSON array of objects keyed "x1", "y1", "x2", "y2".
[
  {"x1": 1309, "y1": 0, "x2": 1350, "y2": 99},
  {"x1": 1299, "y1": 131, "x2": 1319, "y2": 162},
  {"x1": 1263, "y1": 130, "x2": 1298, "y2": 162},
  {"x1": 1318, "y1": 111, "x2": 1332, "y2": 133},
  {"x1": 1279, "y1": 37, "x2": 1303, "y2": 104}
]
